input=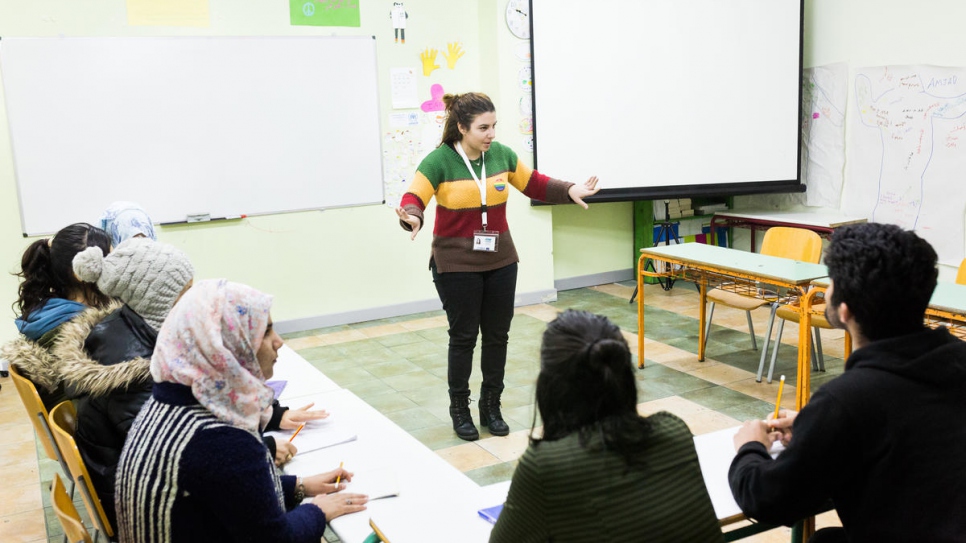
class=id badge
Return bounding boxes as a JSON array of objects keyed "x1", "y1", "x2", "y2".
[{"x1": 473, "y1": 230, "x2": 499, "y2": 252}]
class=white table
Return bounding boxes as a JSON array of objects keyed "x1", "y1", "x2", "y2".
[
  {"x1": 710, "y1": 208, "x2": 867, "y2": 252},
  {"x1": 281, "y1": 388, "x2": 484, "y2": 543},
  {"x1": 272, "y1": 345, "x2": 341, "y2": 401}
]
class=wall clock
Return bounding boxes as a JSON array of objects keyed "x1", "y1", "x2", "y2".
[{"x1": 506, "y1": 0, "x2": 530, "y2": 40}]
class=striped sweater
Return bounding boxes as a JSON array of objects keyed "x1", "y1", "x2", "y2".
[
  {"x1": 400, "y1": 141, "x2": 574, "y2": 272},
  {"x1": 115, "y1": 383, "x2": 326, "y2": 543},
  {"x1": 490, "y1": 412, "x2": 725, "y2": 543}
]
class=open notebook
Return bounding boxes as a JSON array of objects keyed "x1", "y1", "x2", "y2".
[
  {"x1": 342, "y1": 467, "x2": 399, "y2": 501},
  {"x1": 264, "y1": 417, "x2": 357, "y2": 454}
]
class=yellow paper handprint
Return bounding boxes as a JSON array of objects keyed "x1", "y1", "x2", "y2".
[
  {"x1": 443, "y1": 42, "x2": 465, "y2": 70},
  {"x1": 420, "y1": 48, "x2": 440, "y2": 76}
]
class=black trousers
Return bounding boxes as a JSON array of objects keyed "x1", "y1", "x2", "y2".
[{"x1": 432, "y1": 261, "x2": 517, "y2": 397}]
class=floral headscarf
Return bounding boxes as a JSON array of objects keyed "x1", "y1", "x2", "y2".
[
  {"x1": 100, "y1": 201, "x2": 157, "y2": 247},
  {"x1": 151, "y1": 279, "x2": 275, "y2": 434}
]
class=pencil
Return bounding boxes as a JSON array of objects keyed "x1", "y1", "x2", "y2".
[
  {"x1": 288, "y1": 423, "x2": 305, "y2": 443},
  {"x1": 335, "y1": 461, "x2": 345, "y2": 486},
  {"x1": 772, "y1": 375, "x2": 786, "y2": 422}
]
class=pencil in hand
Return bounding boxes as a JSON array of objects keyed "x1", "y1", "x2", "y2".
[
  {"x1": 772, "y1": 375, "x2": 786, "y2": 423},
  {"x1": 289, "y1": 423, "x2": 306, "y2": 443}
]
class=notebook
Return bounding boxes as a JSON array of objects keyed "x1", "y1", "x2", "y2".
[
  {"x1": 265, "y1": 417, "x2": 356, "y2": 454},
  {"x1": 477, "y1": 504, "x2": 504, "y2": 524},
  {"x1": 343, "y1": 467, "x2": 400, "y2": 500}
]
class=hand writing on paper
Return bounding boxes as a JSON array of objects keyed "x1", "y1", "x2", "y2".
[
  {"x1": 766, "y1": 409, "x2": 798, "y2": 447},
  {"x1": 420, "y1": 47, "x2": 440, "y2": 76},
  {"x1": 733, "y1": 419, "x2": 775, "y2": 451},
  {"x1": 279, "y1": 402, "x2": 329, "y2": 430},
  {"x1": 443, "y1": 42, "x2": 465, "y2": 69},
  {"x1": 274, "y1": 441, "x2": 297, "y2": 466},
  {"x1": 396, "y1": 207, "x2": 421, "y2": 240},
  {"x1": 568, "y1": 176, "x2": 601, "y2": 209}
]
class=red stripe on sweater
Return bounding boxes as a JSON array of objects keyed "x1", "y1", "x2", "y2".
[
  {"x1": 521, "y1": 170, "x2": 550, "y2": 201},
  {"x1": 435, "y1": 204, "x2": 509, "y2": 238},
  {"x1": 400, "y1": 192, "x2": 426, "y2": 211}
]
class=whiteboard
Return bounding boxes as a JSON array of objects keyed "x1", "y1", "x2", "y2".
[
  {"x1": 530, "y1": 0, "x2": 803, "y2": 199},
  {"x1": 0, "y1": 36, "x2": 384, "y2": 235}
]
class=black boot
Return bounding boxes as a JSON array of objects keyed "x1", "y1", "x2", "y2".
[
  {"x1": 449, "y1": 393, "x2": 479, "y2": 441},
  {"x1": 479, "y1": 389, "x2": 510, "y2": 436}
]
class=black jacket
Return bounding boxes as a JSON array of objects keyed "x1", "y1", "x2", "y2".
[
  {"x1": 729, "y1": 326, "x2": 966, "y2": 543},
  {"x1": 52, "y1": 304, "x2": 290, "y2": 529}
]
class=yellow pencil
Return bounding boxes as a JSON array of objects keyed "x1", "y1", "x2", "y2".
[
  {"x1": 335, "y1": 461, "x2": 345, "y2": 486},
  {"x1": 773, "y1": 375, "x2": 786, "y2": 421},
  {"x1": 288, "y1": 423, "x2": 305, "y2": 443}
]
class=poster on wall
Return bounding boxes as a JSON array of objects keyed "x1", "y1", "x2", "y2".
[
  {"x1": 800, "y1": 63, "x2": 847, "y2": 208},
  {"x1": 844, "y1": 65, "x2": 966, "y2": 264},
  {"x1": 126, "y1": 0, "x2": 210, "y2": 27},
  {"x1": 290, "y1": 0, "x2": 361, "y2": 27}
]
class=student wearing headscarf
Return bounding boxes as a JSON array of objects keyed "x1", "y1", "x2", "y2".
[
  {"x1": 99, "y1": 201, "x2": 157, "y2": 247},
  {"x1": 115, "y1": 280, "x2": 367, "y2": 543}
]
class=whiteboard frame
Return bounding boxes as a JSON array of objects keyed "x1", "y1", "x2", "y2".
[{"x1": 0, "y1": 35, "x2": 385, "y2": 235}]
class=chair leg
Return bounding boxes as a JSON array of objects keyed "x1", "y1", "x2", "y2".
[
  {"x1": 745, "y1": 310, "x2": 757, "y2": 351},
  {"x1": 704, "y1": 302, "x2": 716, "y2": 349},
  {"x1": 757, "y1": 303, "x2": 778, "y2": 381},
  {"x1": 813, "y1": 328, "x2": 826, "y2": 372},
  {"x1": 810, "y1": 331, "x2": 819, "y2": 371},
  {"x1": 766, "y1": 319, "x2": 785, "y2": 384}
]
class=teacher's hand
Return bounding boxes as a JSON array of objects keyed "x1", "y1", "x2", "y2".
[
  {"x1": 568, "y1": 176, "x2": 600, "y2": 209},
  {"x1": 395, "y1": 207, "x2": 421, "y2": 240}
]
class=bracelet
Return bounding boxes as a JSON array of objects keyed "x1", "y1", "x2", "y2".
[{"x1": 294, "y1": 477, "x2": 306, "y2": 502}]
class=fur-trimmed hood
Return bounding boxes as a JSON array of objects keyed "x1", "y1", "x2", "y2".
[
  {"x1": 1, "y1": 334, "x2": 63, "y2": 393},
  {"x1": 50, "y1": 301, "x2": 153, "y2": 397}
]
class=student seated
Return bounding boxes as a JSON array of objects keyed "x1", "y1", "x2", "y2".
[
  {"x1": 115, "y1": 279, "x2": 367, "y2": 543},
  {"x1": 729, "y1": 223, "x2": 966, "y2": 543},
  {"x1": 2, "y1": 223, "x2": 113, "y2": 410},
  {"x1": 52, "y1": 237, "x2": 195, "y2": 528},
  {"x1": 490, "y1": 310, "x2": 724, "y2": 543}
]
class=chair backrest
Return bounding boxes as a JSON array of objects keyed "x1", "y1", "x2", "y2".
[
  {"x1": 8, "y1": 364, "x2": 61, "y2": 461},
  {"x1": 51, "y1": 473, "x2": 92, "y2": 543},
  {"x1": 760, "y1": 227, "x2": 824, "y2": 263},
  {"x1": 957, "y1": 259, "x2": 966, "y2": 285},
  {"x1": 49, "y1": 401, "x2": 115, "y2": 539}
]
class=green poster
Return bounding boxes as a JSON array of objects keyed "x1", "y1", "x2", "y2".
[{"x1": 290, "y1": 0, "x2": 360, "y2": 27}]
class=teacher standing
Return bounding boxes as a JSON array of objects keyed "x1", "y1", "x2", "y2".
[{"x1": 396, "y1": 92, "x2": 599, "y2": 441}]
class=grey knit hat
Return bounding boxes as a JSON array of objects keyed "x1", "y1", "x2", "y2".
[{"x1": 73, "y1": 238, "x2": 194, "y2": 331}]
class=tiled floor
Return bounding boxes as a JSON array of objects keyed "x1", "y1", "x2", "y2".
[{"x1": 0, "y1": 281, "x2": 843, "y2": 542}]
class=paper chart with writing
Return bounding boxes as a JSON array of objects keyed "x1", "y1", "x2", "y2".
[
  {"x1": 844, "y1": 65, "x2": 966, "y2": 264},
  {"x1": 801, "y1": 63, "x2": 847, "y2": 208}
]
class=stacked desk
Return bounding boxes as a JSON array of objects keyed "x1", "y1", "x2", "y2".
[{"x1": 710, "y1": 209, "x2": 866, "y2": 251}]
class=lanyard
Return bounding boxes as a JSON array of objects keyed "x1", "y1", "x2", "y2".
[{"x1": 455, "y1": 141, "x2": 488, "y2": 230}]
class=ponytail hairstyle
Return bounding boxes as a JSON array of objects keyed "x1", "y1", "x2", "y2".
[
  {"x1": 532, "y1": 310, "x2": 652, "y2": 466},
  {"x1": 13, "y1": 223, "x2": 113, "y2": 319},
  {"x1": 439, "y1": 92, "x2": 496, "y2": 147}
]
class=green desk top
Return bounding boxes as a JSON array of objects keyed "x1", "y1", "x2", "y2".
[
  {"x1": 812, "y1": 279, "x2": 966, "y2": 315},
  {"x1": 641, "y1": 243, "x2": 828, "y2": 285},
  {"x1": 929, "y1": 282, "x2": 966, "y2": 314}
]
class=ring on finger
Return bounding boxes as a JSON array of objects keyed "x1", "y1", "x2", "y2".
[{"x1": 346, "y1": 498, "x2": 351, "y2": 505}]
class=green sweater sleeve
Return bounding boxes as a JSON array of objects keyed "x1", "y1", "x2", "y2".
[{"x1": 489, "y1": 448, "x2": 546, "y2": 543}]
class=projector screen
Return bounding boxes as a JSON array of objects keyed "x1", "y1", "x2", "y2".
[{"x1": 530, "y1": 0, "x2": 804, "y2": 201}]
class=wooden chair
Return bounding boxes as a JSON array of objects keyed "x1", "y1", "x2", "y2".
[
  {"x1": 766, "y1": 294, "x2": 854, "y2": 384},
  {"x1": 52, "y1": 473, "x2": 93, "y2": 543},
  {"x1": 8, "y1": 365, "x2": 75, "y2": 499},
  {"x1": 49, "y1": 401, "x2": 115, "y2": 542},
  {"x1": 704, "y1": 227, "x2": 824, "y2": 381}
]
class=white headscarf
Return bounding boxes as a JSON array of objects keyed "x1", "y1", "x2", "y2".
[{"x1": 150, "y1": 279, "x2": 274, "y2": 434}]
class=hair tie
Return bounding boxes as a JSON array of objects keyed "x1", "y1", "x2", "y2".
[{"x1": 46, "y1": 237, "x2": 53, "y2": 247}]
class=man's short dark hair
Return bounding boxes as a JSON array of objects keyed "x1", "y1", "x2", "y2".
[{"x1": 824, "y1": 223, "x2": 937, "y2": 341}]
